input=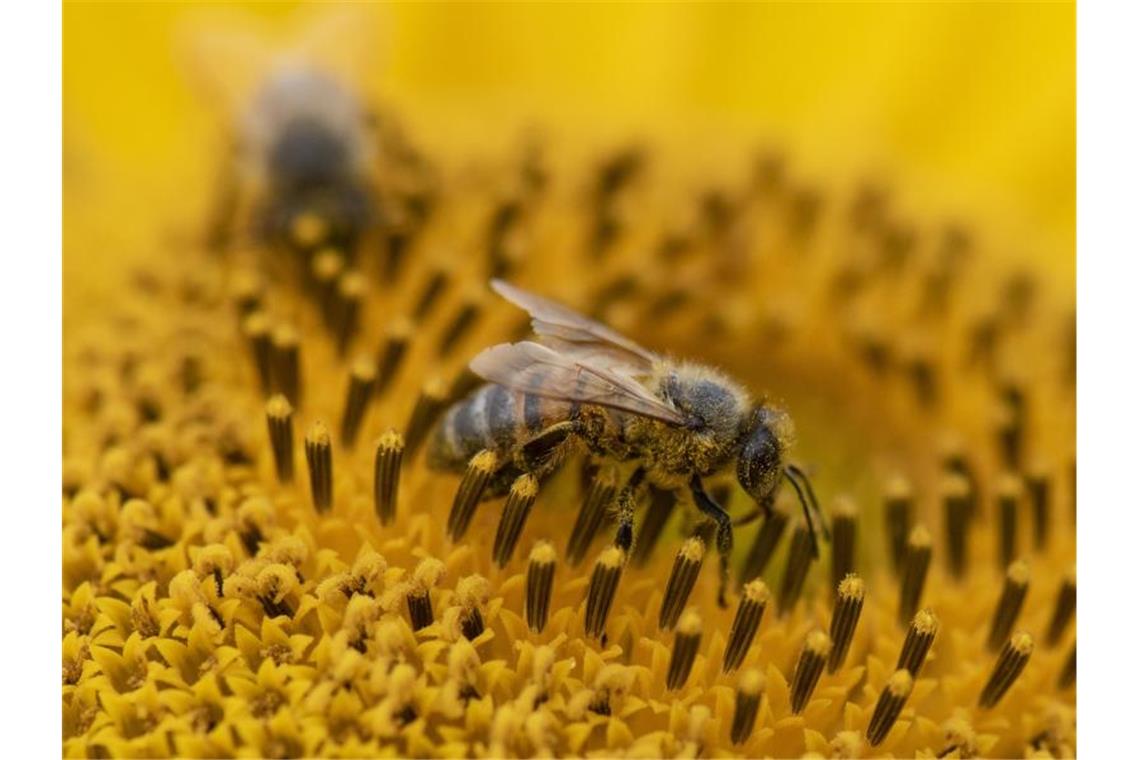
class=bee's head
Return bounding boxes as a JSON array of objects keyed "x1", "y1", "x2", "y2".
[{"x1": 736, "y1": 405, "x2": 794, "y2": 503}]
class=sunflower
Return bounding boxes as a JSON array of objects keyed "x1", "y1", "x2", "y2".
[{"x1": 63, "y1": 4, "x2": 1074, "y2": 758}]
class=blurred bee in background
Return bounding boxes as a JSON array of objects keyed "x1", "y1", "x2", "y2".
[
  {"x1": 184, "y1": 9, "x2": 433, "y2": 276},
  {"x1": 429, "y1": 280, "x2": 829, "y2": 606}
]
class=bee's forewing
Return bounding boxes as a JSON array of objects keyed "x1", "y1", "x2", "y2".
[
  {"x1": 470, "y1": 341, "x2": 687, "y2": 426},
  {"x1": 490, "y1": 279, "x2": 657, "y2": 371}
]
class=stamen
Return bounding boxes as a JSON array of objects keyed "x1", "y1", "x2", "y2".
[
  {"x1": 242, "y1": 311, "x2": 273, "y2": 395},
  {"x1": 830, "y1": 496, "x2": 857, "y2": 596},
  {"x1": 666, "y1": 610, "x2": 702, "y2": 690},
  {"x1": 403, "y1": 378, "x2": 448, "y2": 460},
  {"x1": 659, "y1": 537, "x2": 705, "y2": 631},
  {"x1": 866, "y1": 669, "x2": 914, "y2": 747},
  {"x1": 996, "y1": 474, "x2": 1021, "y2": 569},
  {"x1": 987, "y1": 560, "x2": 1030, "y2": 652},
  {"x1": 265, "y1": 394, "x2": 294, "y2": 484},
  {"x1": 373, "y1": 430, "x2": 404, "y2": 526},
  {"x1": 374, "y1": 318, "x2": 412, "y2": 397},
  {"x1": 941, "y1": 473, "x2": 970, "y2": 579},
  {"x1": 311, "y1": 249, "x2": 344, "y2": 324},
  {"x1": 584, "y1": 546, "x2": 625, "y2": 639},
  {"x1": 566, "y1": 465, "x2": 619, "y2": 566},
  {"x1": 412, "y1": 265, "x2": 451, "y2": 322},
  {"x1": 270, "y1": 324, "x2": 301, "y2": 409},
  {"x1": 1026, "y1": 465, "x2": 1052, "y2": 550},
  {"x1": 447, "y1": 450, "x2": 498, "y2": 541},
  {"x1": 339, "y1": 356, "x2": 376, "y2": 448},
  {"x1": 333, "y1": 271, "x2": 366, "y2": 356},
  {"x1": 884, "y1": 475, "x2": 913, "y2": 577},
  {"x1": 1045, "y1": 568, "x2": 1076, "y2": 647},
  {"x1": 723, "y1": 579, "x2": 770, "y2": 672},
  {"x1": 995, "y1": 398, "x2": 1024, "y2": 472},
  {"x1": 1058, "y1": 642, "x2": 1075, "y2": 689},
  {"x1": 437, "y1": 293, "x2": 483, "y2": 357},
  {"x1": 525, "y1": 542, "x2": 556, "y2": 633},
  {"x1": 778, "y1": 523, "x2": 814, "y2": 616},
  {"x1": 630, "y1": 485, "x2": 677, "y2": 567},
  {"x1": 896, "y1": 608, "x2": 939, "y2": 677},
  {"x1": 978, "y1": 632, "x2": 1033, "y2": 709},
  {"x1": 230, "y1": 270, "x2": 263, "y2": 318},
  {"x1": 304, "y1": 421, "x2": 333, "y2": 513},
  {"x1": 790, "y1": 630, "x2": 832, "y2": 714},
  {"x1": 897, "y1": 525, "x2": 932, "y2": 626},
  {"x1": 738, "y1": 506, "x2": 788, "y2": 587},
  {"x1": 290, "y1": 211, "x2": 327, "y2": 250},
  {"x1": 492, "y1": 474, "x2": 540, "y2": 567},
  {"x1": 730, "y1": 668, "x2": 765, "y2": 745},
  {"x1": 828, "y1": 574, "x2": 865, "y2": 673},
  {"x1": 406, "y1": 558, "x2": 445, "y2": 632},
  {"x1": 455, "y1": 575, "x2": 489, "y2": 640}
]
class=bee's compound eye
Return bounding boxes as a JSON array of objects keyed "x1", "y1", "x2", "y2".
[{"x1": 738, "y1": 422, "x2": 781, "y2": 500}]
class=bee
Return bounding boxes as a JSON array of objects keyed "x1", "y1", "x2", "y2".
[
  {"x1": 238, "y1": 65, "x2": 376, "y2": 254},
  {"x1": 428, "y1": 280, "x2": 829, "y2": 605}
]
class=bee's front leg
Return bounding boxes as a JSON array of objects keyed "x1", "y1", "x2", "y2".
[{"x1": 690, "y1": 474, "x2": 734, "y2": 608}]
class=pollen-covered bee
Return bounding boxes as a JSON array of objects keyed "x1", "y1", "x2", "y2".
[
  {"x1": 235, "y1": 65, "x2": 377, "y2": 254},
  {"x1": 429, "y1": 280, "x2": 829, "y2": 605}
]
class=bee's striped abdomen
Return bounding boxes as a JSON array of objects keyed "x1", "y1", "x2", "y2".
[{"x1": 427, "y1": 383, "x2": 573, "y2": 471}]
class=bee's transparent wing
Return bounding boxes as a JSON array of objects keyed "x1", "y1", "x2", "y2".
[
  {"x1": 470, "y1": 341, "x2": 688, "y2": 426},
  {"x1": 491, "y1": 279, "x2": 657, "y2": 372}
]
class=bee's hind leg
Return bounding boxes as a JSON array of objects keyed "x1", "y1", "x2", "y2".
[
  {"x1": 689, "y1": 474, "x2": 734, "y2": 608},
  {"x1": 613, "y1": 466, "x2": 647, "y2": 553}
]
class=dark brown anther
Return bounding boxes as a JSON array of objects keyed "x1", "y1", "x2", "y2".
[
  {"x1": 866, "y1": 670, "x2": 914, "y2": 747},
  {"x1": 666, "y1": 610, "x2": 702, "y2": 690},
  {"x1": 896, "y1": 609, "x2": 939, "y2": 677},
  {"x1": 987, "y1": 560, "x2": 1030, "y2": 652},
  {"x1": 1058, "y1": 643, "x2": 1075, "y2": 689},
  {"x1": 790, "y1": 630, "x2": 832, "y2": 714},
  {"x1": 1026, "y1": 465, "x2": 1052, "y2": 550},
  {"x1": 630, "y1": 485, "x2": 677, "y2": 567},
  {"x1": 270, "y1": 324, "x2": 301, "y2": 409},
  {"x1": 884, "y1": 476, "x2": 913, "y2": 577},
  {"x1": 828, "y1": 574, "x2": 865, "y2": 673},
  {"x1": 1045, "y1": 568, "x2": 1076, "y2": 647},
  {"x1": 584, "y1": 546, "x2": 625, "y2": 639},
  {"x1": 374, "y1": 318, "x2": 412, "y2": 397},
  {"x1": 311, "y1": 248, "x2": 344, "y2": 324},
  {"x1": 898, "y1": 525, "x2": 932, "y2": 625},
  {"x1": 373, "y1": 430, "x2": 404, "y2": 526},
  {"x1": 403, "y1": 378, "x2": 447, "y2": 460},
  {"x1": 739, "y1": 505, "x2": 788, "y2": 588},
  {"x1": 437, "y1": 294, "x2": 483, "y2": 357},
  {"x1": 230, "y1": 271, "x2": 263, "y2": 318},
  {"x1": 304, "y1": 421, "x2": 333, "y2": 514},
  {"x1": 412, "y1": 266, "x2": 451, "y2": 322},
  {"x1": 778, "y1": 523, "x2": 814, "y2": 616},
  {"x1": 492, "y1": 474, "x2": 539, "y2": 567},
  {"x1": 333, "y1": 271, "x2": 366, "y2": 356},
  {"x1": 406, "y1": 558, "x2": 444, "y2": 632},
  {"x1": 567, "y1": 465, "x2": 619, "y2": 566},
  {"x1": 525, "y1": 542, "x2": 556, "y2": 633},
  {"x1": 996, "y1": 474, "x2": 1021, "y2": 569},
  {"x1": 723, "y1": 579, "x2": 769, "y2": 673},
  {"x1": 339, "y1": 357, "x2": 376, "y2": 448},
  {"x1": 242, "y1": 312, "x2": 273, "y2": 395},
  {"x1": 979, "y1": 632, "x2": 1033, "y2": 709},
  {"x1": 658, "y1": 538, "x2": 705, "y2": 631},
  {"x1": 730, "y1": 668, "x2": 765, "y2": 745},
  {"x1": 446, "y1": 450, "x2": 497, "y2": 541},
  {"x1": 265, "y1": 394, "x2": 294, "y2": 485},
  {"x1": 942, "y1": 473, "x2": 971, "y2": 579},
  {"x1": 830, "y1": 497, "x2": 857, "y2": 596}
]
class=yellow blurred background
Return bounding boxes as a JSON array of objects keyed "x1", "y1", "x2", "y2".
[{"x1": 64, "y1": 2, "x2": 1073, "y2": 309}]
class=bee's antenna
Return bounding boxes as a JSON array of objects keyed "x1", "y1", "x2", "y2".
[
  {"x1": 782, "y1": 470, "x2": 819, "y2": 558},
  {"x1": 786, "y1": 464, "x2": 831, "y2": 541}
]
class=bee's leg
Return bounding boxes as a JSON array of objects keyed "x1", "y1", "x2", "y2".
[
  {"x1": 515, "y1": 421, "x2": 579, "y2": 474},
  {"x1": 689, "y1": 474, "x2": 734, "y2": 608},
  {"x1": 731, "y1": 495, "x2": 774, "y2": 528},
  {"x1": 613, "y1": 466, "x2": 647, "y2": 552}
]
